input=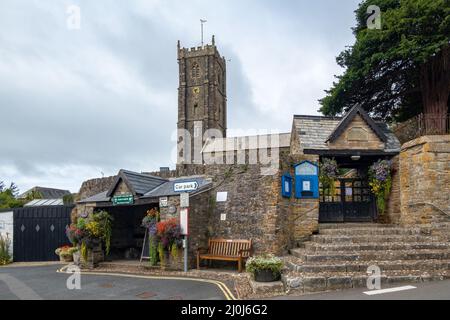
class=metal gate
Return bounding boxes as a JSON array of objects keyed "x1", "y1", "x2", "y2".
[
  {"x1": 319, "y1": 178, "x2": 376, "y2": 222},
  {"x1": 13, "y1": 206, "x2": 73, "y2": 262}
]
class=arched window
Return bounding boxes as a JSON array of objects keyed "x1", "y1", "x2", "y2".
[{"x1": 191, "y1": 63, "x2": 200, "y2": 79}]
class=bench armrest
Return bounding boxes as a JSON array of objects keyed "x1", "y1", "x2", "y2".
[
  {"x1": 197, "y1": 247, "x2": 208, "y2": 254},
  {"x1": 238, "y1": 248, "x2": 253, "y2": 257}
]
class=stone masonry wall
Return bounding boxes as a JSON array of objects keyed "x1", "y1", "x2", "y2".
[
  {"x1": 384, "y1": 155, "x2": 401, "y2": 224},
  {"x1": 77, "y1": 176, "x2": 116, "y2": 200},
  {"x1": 399, "y1": 135, "x2": 450, "y2": 225}
]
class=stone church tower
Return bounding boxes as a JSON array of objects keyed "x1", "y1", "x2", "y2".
[{"x1": 177, "y1": 36, "x2": 227, "y2": 165}]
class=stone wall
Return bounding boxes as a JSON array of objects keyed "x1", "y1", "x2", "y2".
[
  {"x1": 384, "y1": 155, "x2": 401, "y2": 224},
  {"x1": 399, "y1": 135, "x2": 450, "y2": 225},
  {"x1": 77, "y1": 176, "x2": 116, "y2": 200}
]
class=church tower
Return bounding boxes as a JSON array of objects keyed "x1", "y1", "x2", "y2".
[{"x1": 177, "y1": 36, "x2": 227, "y2": 165}]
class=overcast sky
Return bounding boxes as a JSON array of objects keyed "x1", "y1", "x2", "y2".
[{"x1": 0, "y1": 0, "x2": 361, "y2": 193}]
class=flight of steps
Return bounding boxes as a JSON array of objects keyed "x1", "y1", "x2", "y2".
[{"x1": 282, "y1": 223, "x2": 450, "y2": 294}]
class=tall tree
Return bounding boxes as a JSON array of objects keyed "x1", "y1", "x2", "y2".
[{"x1": 320, "y1": 0, "x2": 450, "y2": 131}]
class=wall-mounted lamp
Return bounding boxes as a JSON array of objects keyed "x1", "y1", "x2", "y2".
[{"x1": 351, "y1": 155, "x2": 361, "y2": 161}]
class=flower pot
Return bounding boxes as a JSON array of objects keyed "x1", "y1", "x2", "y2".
[
  {"x1": 254, "y1": 269, "x2": 280, "y2": 282},
  {"x1": 59, "y1": 254, "x2": 73, "y2": 263}
]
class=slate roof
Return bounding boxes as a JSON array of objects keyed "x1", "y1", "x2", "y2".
[
  {"x1": 106, "y1": 170, "x2": 168, "y2": 197},
  {"x1": 18, "y1": 187, "x2": 71, "y2": 199},
  {"x1": 78, "y1": 175, "x2": 212, "y2": 204},
  {"x1": 292, "y1": 114, "x2": 401, "y2": 152},
  {"x1": 143, "y1": 176, "x2": 213, "y2": 198},
  {"x1": 78, "y1": 191, "x2": 110, "y2": 204},
  {"x1": 202, "y1": 133, "x2": 291, "y2": 153}
]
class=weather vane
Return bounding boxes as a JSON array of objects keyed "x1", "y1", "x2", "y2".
[{"x1": 200, "y1": 19, "x2": 207, "y2": 46}]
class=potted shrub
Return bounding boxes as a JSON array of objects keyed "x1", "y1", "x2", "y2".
[
  {"x1": 246, "y1": 254, "x2": 283, "y2": 282},
  {"x1": 55, "y1": 245, "x2": 78, "y2": 262}
]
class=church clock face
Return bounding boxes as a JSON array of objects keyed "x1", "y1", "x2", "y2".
[{"x1": 192, "y1": 87, "x2": 200, "y2": 95}]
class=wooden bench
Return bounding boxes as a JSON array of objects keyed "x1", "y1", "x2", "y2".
[{"x1": 197, "y1": 239, "x2": 253, "y2": 272}]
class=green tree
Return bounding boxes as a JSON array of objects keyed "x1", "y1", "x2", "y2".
[
  {"x1": 0, "y1": 182, "x2": 24, "y2": 209},
  {"x1": 320, "y1": 0, "x2": 450, "y2": 130}
]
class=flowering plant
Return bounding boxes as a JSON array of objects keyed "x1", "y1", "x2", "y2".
[
  {"x1": 156, "y1": 218, "x2": 182, "y2": 249},
  {"x1": 55, "y1": 245, "x2": 78, "y2": 257},
  {"x1": 369, "y1": 159, "x2": 392, "y2": 214},
  {"x1": 319, "y1": 158, "x2": 339, "y2": 195},
  {"x1": 141, "y1": 208, "x2": 160, "y2": 229},
  {"x1": 141, "y1": 208, "x2": 161, "y2": 266}
]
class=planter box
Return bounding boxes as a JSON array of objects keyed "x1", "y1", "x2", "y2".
[
  {"x1": 80, "y1": 244, "x2": 104, "y2": 269},
  {"x1": 160, "y1": 251, "x2": 184, "y2": 271},
  {"x1": 254, "y1": 269, "x2": 281, "y2": 282}
]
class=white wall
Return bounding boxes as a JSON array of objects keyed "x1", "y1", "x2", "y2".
[{"x1": 0, "y1": 211, "x2": 13, "y2": 257}]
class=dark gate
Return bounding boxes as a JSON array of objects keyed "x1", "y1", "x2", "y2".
[
  {"x1": 319, "y1": 178, "x2": 376, "y2": 222},
  {"x1": 13, "y1": 206, "x2": 73, "y2": 262}
]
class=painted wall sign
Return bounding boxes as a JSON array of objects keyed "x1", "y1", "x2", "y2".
[
  {"x1": 180, "y1": 192, "x2": 189, "y2": 208},
  {"x1": 180, "y1": 208, "x2": 189, "y2": 235},
  {"x1": 281, "y1": 174, "x2": 292, "y2": 198},
  {"x1": 112, "y1": 194, "x2": 134, "y2": 205},
  {"x1": 294, "y1": 161, "x2": 319, "y2": 199},
  {"x1": 159, "y1": 197, "x2": 168, "y2": 207},
  {"x1": 174, "y1": 181, "x2": 199, "y2": 192}
]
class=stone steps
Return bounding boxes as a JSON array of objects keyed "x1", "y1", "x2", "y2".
[
  {"x1": 285, "y1": 223, "x2": 450, "y2": 294},
  {"x1": 310, "y1": 234, "x2": 442, "y2": 244},
  {"x1": 319, "y1": 227, "x2": 422, "y2": 235},
  {"x1": 319, "y1": 223, "x2": 397, "y2": 229},
  {"x1": 284, "y1": 258, "x2": 450, "y2": 273},
  {"x1": 304, "y1": 242, "x2": 449, "y2": 252},
  {"x1": 282, "y1": 270, "x2": 450, "y2": 294},
  {"x1": 291, "y1": 248, "x2": 450, "y2": 262}
]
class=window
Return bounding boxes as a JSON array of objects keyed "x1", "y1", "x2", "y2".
[{"x1": 191, "y1": 63, "x2": 200, "y2": 79}]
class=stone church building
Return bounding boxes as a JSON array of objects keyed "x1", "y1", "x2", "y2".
[{"x1": 75, "y1": 38, "x2": 450, "y2": 276}]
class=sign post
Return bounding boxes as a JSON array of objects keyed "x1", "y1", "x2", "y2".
[{"x1": 180, "y1": 206, "x2": 189, "y2": 273}]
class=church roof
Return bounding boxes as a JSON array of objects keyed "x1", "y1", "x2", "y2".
[
  {"x1": 292, "y1": 112, "x2": 401, "y2": 153},
  {"x1": 201, "y1": 133, "x2": 291, "y2": 153}
]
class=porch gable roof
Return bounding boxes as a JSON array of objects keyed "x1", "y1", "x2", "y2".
[{"x1": 105, "y1": 169, "x2": 168, "y2": 197}]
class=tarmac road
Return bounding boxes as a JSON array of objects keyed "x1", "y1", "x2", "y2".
[{"x1": 0, "y1": 264, "x2": 228, "y2": 300}]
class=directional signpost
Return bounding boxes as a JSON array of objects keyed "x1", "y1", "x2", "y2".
[
  {"x1": 174, "y1": 181, "x2": 199, "y2": 192},
  {"x1": 173, "y1": 181, "x2": 198, "y2": 273}
]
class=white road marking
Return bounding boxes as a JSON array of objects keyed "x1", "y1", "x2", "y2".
[{"x1": 363, "y1": 285, "x2": 416, "y2": 295}]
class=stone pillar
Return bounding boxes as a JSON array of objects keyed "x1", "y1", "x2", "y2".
[{"x1": 399, "y1": 135, "x2": 450, "y2": 225}]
